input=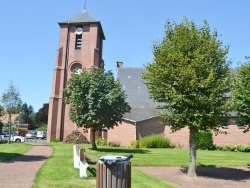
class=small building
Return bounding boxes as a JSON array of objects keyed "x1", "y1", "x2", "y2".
[
  {"x1": 107, "y1": 64, "x2": 250, "y2": 148},
  {"x1": 0, "y1": 114, "x2": 19, "y2": 124},
  {"x1": 108, "y1": 64, "x2": 166, "y2": 146}
]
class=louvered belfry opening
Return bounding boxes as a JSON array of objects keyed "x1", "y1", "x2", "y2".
[{"x1": 75, "y1": 31, "x2": 82, "y2": 49}]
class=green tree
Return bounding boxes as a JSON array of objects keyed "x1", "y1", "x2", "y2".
[
  {"x1": 21, "y1": 103, "x2": 34, "y2": 115},
  {"x1": 1, "y1": 81, "x2": 22, "y2": 143},
  {"x1": 64, "y1": 68, "x2": 131, "y2": 150},
  {"x1": 16, "y1": 103, "x2": 36, "y2": 129},
  {"x1": 0, "y1": 105, "x2": 3, "y2": 113},
  {"x1": 36, "y1": 103, "x2": 49, "y2": 126},
  {"x1": 231, "y1": 58, "x2": 250, "y2": 133},
  {"x1": 0, "y1": 121, "x2": 3, "y2": 135},
  {"x1": 143, "y1": 18, "x2": 232, "y2": 177},
  {"x1": 0, "y1": 105, "x2": 3, "y2": 134}
]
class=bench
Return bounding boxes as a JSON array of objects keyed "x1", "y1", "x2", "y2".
[{"x1": 73, "y1": 145, "x2": 97, "y2": 177}]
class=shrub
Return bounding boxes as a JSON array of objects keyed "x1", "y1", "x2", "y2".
[
  {"x1": 229, "y1": 145, "x2": 237, "y2": 152},
  {"x1": 51, "y1": 138, "x2": 60, "y2": 142},
  {"x1": 215, "y1": 144, "x2": 250, "y2": 152},
  {"x1": 240, "y1": 145, "x2": 250, "y2": 152},
  {"x1": 130, "y1": 140, "x2": 140, "y2": 148},
  {"x1": 140, "y1": 134, "x2": 171, "y2": 148},
  {"x1": 108, "y1": 142, "x2": 120, "y2": 147},
  {"x1": 37, "y1": 126, "x2": 47, "y2": 131},
  {"x1": 196, "y1": 130, "x2": 214, "y2": 150},
  {"x1": 96, "y1": 138, "x2": 107, "y2": 146}
]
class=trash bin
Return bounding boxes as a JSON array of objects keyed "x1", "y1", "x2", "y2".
[{"x1": 96, "y1": 154, "x2": 133, "y2": 188}]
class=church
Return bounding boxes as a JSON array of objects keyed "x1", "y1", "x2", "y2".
[
  {"x1": 47, "y1": 8, "x2": 105, "y2": 142},
  {"x1": 47, "y1": 8, "x2": 249, "y2": 148}
]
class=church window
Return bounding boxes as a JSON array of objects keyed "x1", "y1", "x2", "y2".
[
  {"x1": 71, "y1": 63, "x2": 82, "y2": 74},
  {"x1": 75, "y1": 26, "x2": 83, "y2": 49}
]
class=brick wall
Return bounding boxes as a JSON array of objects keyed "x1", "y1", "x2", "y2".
[
  {"x1": 136, "y1": 118, "x2": 165, "y2": 140},
  {"x1": 213, "y1": 125, "x2": 250, "y2": 146},
  {"x1": 107, "y1": 121, "x2": 136, "y2": 147},
  {"x1": 164, "y1": 125, "x2": 250, "y2": 148},
  {"x1": 164, "y1": 126, "x2": 190, "y2": 148},
  {"x1": 107, "y1": 118, "x2": 250, "y2": 148}
]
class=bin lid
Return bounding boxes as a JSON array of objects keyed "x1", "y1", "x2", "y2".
[{"x1": 98, "y1": 154, "x2": 133, "y2": 165}]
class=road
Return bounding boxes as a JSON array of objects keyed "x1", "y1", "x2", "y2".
[{"x1": 26, "y1": 138, "x2": 47, "y2": 143}]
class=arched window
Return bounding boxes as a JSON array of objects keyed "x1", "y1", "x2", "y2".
[{"x1": 71, "y1": 63, "x2": 82, "y2": 74}]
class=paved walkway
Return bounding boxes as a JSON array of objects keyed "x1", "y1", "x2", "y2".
[
  {"x1": 1, "y1": 144, "x2": 249, "y2": 188},
  {"x1": 0, "y1": 143, "x2": 53, "y2": 188},
  {"x1": 137, "y1": 166, "x2": 250, "y2": 188}
]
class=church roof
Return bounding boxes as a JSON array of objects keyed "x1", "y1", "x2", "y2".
[
  {"x1": 58, "y1": 9, "x2": 105, "y2": 39},
  {"x1": 60, "y1": 9, "x2": 96, "y2": 24},
  {"x1": 117, "y1": 67, "x2": 161, "y2": 122},
  {"x1": 117, "y1": 66, "x2": 238, "y2": 123}
]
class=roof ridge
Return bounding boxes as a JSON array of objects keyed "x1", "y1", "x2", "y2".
[{"x1": 60, "y1": 9, "x2": 97, "y2": 24}]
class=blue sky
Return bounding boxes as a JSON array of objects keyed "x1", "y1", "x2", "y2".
[{"x1": 0, "y1": 0, "x2": 249, "y2": 112}]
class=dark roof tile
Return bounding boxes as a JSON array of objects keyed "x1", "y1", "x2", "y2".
[
  {"x1": 60, "y1": 9, "x2": 96, "y2": 24},
  {"x1": 117, "y1": 67, "x2": 161, "y2": 122}
]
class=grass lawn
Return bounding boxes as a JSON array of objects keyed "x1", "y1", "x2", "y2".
[
  {"x1": 0, "y1": 143, "x2": 32, "y2": 162},
  {"x1": 33, "y1": 143, "x2": 250, "y2": 188},
  {"x1": 1, "y1": 142, "x2": 249, "y2": 188}
]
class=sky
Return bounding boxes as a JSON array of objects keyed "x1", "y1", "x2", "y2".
[{"x1": 0, "y1": 0, "x2": 249, "y2": 112}]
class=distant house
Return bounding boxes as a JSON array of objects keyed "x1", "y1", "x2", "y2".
[
  {"x1": 0, "y1": 114, "x2": 19, "y2": 124},
  {"x1": 107, "y1": 63, "x2": 250, "y2": 148},
  {"x1": 0, "y1": 114, "x2": 28, "y2": 130}
]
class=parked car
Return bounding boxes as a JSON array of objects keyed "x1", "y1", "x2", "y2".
[
  {"x1": 10, "y1": 134, "x2": 26, "y2": 143},
  {"x1": 0, "y1": 135, "x2": 6, "y2": 142},
  {"x1": 0, "y1": 132, "x2": 26, "y2": 143},
  {"x1": 1, "y1": 130, "x2": 9, "y2": 136},
  {"x1": 1, "y1": 130, "x2": 17, "y2": 137},
  {"x1": 26, "y1": 131, "x2": 37, "y2": 139},
  {"x1": 36, "y1": 131, "x2": 47, "y2": 139},
  {"x1": 17, "y1": 131, "x2": 26, "y2": 137}
]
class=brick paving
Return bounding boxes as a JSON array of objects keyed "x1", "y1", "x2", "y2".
[
  {"x1": 0, "y1": 144, "x2": 53, "y2": 188},
  {"x1": 136, "y1": 166, "x2": 250, "y2": 188},
  {"x1": 1, "y1": 144, "x2": 249, "y2": 188}
]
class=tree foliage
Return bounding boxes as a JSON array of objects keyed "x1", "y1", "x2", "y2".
[
  {"x1": 0, "y1": 105, "x2": 3, "y2": 116},
  {"x1": 143, "y1": 18, "x2": 232, "y2": 176},
  {"x1": 15, "y1": 103, "x2": 36, "y2": 129},
  {"x1": 64, "y1": 68, "x2": 131, "y2": 149},
  {"x1": 1, "y1": 82, "x2": 22, "y2": 115},
  {"x1": 1, "y1": 81, "x2": 22, "y2": 143},
  {"x1": 36, "y1": 103, "x2": 49, "y2": 126},
  {"x1": 231, "y1": 58, "x2": 250, "y2": 132},
  {"x1": 0, "y1": 105, "x2": 3, "y2": 133}
]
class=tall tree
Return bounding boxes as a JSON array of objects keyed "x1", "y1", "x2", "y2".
[
  {"x1": 0, "y1": 105, "x2": 3, "y2": 134},
  {"x1": 1, "y1": 81, "x2": 22, "y2": 143},
  {"x1": 0, "y1": 105, "x2": 3, "y2": 116},
  {"x1": 64, "y1": 68, "x2": 131, "y2": 150},
  {"x1": 143, "y1": 18, "x2": 232, "y2": 177},
  {"x1": 15, "y1": 103, "x2": 36, "y2": 129},
  {"x1": 231, "y1": 58, "x2": 250, "y2": 133},
  {"x1": 21, "y1": 103, "x2": 34, "y2": 115},
  {"x1": 36, "y1": 103, "x2": 49, "y2": 126}
]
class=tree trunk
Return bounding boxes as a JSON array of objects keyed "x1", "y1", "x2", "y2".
[
  {"x1": 91, "y1": 129, "x2": 97, "y2": 150},
  {"x1": 187, "y1": 127, "x2": 197, "y2": 177},
  {"x1": 8, "y1": 113, "x2": 11, "y2": 144}
]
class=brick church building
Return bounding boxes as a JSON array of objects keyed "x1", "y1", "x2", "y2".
[
  {"x1": 47, "y1": 9, "x2": 105, "y2": 142},
  {"x1": 47, "y1": 8, "x2": 249, "y2": 147}
]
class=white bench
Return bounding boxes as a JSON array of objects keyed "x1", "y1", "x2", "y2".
[{"x1": 73, "y1": 145, "x2": 97, "y2": 178}]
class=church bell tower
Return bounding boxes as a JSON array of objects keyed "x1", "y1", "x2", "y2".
[{"x1": 47, "y1": 9, "x2": 105, "y2": 141}]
